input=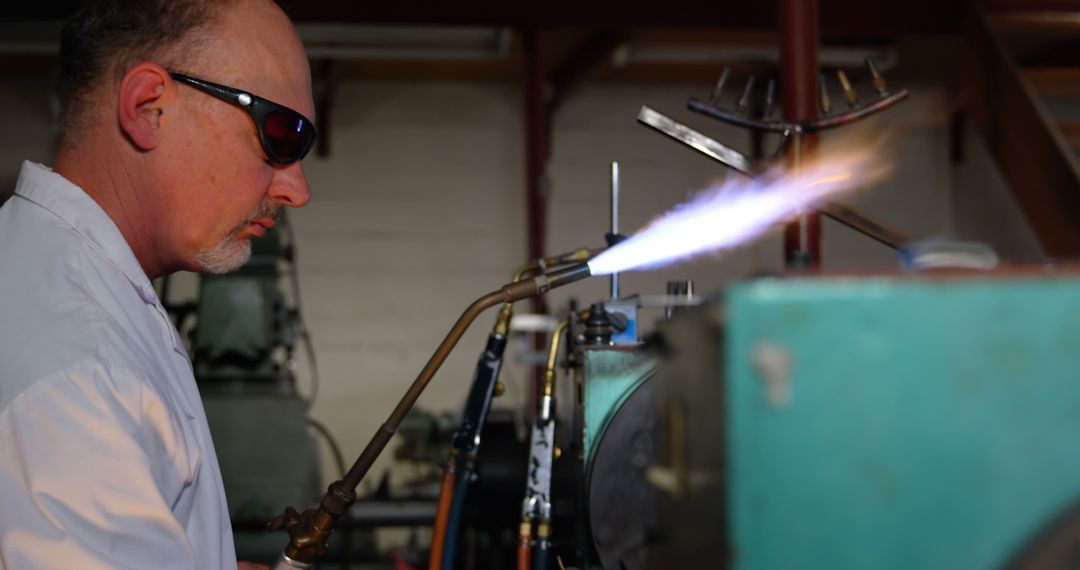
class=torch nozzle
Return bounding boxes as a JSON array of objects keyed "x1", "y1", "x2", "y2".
[
  {"x1": 532, "y1": 262, "x2": 593, "y2": 296},
  {"x1": 500, "y1": 250, "x2": 600, "y2": 334}
]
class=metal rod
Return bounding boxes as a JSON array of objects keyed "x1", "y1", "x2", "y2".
[
  {"x1": 736, "y1": 75, "x2": 756, "y2": 113},
  {"x1": 837, "y1": 69, "x2": 857, "y2": 108},
  {"x1": 819, "y1": 73, "x2": 832, "y2": 116},
  {"x1": 866, "y1": 56, "x2": 888, "y2": 96},
  {"x1": 711, "y1": 67, "x2": 731, "y2": 104},
  {"x1": 819, "y1": 202, "x2": 911, "y2": 249},
  {"x1": 638, "y1": 106, "x2": 761, "y2": 175},
  {"x1": 609, "y1": 162, "x2": 620, "y2": 299},
  {"x1": 763, "y1": 78, "x2": 776, "y2": 119}
]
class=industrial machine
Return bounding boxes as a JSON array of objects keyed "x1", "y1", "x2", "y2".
[{"x1": 647, "y1": 267, "x2": 1080, "y2": 570}]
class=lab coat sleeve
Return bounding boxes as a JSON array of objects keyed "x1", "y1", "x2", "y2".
[{"x1": 0, "y1": 359, "x2": 200, "y2": 570}]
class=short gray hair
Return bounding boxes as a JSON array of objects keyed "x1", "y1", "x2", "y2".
[{"x1": 58, "y1": 0, "x2": 238, "y2": 136}]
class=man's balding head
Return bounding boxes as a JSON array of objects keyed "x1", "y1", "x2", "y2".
[
  {"x1": 54, "y1": 0, "x2": 312, "y2": 279},
  {"x1": 58, "y1": 0, "x2": 240, "y2": 138}
]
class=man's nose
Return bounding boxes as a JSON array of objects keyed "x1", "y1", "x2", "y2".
[{"x1": 267, "y1": 162, "x2": 311, "y2": 208}]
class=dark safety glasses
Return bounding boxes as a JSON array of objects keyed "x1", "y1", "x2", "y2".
[{"x1": 169, "y1": 72, "x2": 317, "y2": 165}]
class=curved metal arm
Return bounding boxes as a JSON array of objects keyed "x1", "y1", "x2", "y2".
[{"x1": 687, "y1": 90, "x2": 909, "y2": 134}]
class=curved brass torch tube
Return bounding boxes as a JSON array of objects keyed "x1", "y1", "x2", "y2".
[
  {"x1": 269, "y1": 262, "x2": 593, "y2": 566},
  {"x1": 543, "y1": 320, "x2": 569, "y2": 398}
]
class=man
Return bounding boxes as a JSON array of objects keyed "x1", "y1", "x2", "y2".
[{"x1": 0, "y1": 0, "x2": 315, "y2": 568}]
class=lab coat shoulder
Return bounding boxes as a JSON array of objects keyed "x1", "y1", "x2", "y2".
[{"x1": 0, "y1": 359, "x2": 200, "y2": 570}]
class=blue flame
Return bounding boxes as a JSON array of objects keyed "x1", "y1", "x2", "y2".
[{"x1": 587, "y1": 149, "x2": 886, "y2": 276}]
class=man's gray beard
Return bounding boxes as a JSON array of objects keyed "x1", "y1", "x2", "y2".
[
  {"x1": 196, "y1": 232, "x2": 252, "y2": 274},
  {"x1": 196, "y1": 200, "x2": 279, "y2": 274}
]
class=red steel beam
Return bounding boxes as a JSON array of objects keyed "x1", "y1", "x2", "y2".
[
  {"x1": 965, "y1": 4, "x2": 1080, "y2": 256},
  {"x1": 522, "y1": 28, "x2": 550, "y2": 406},
  {"x1": 522, "y1": 27, "x2": 549, "y2": 313},
  {"x1": 780, "y1": 0, "x2": 822, "y2": 267}
]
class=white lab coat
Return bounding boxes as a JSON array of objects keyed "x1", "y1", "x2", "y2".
[{"x1": 0, "y1": 162, "x2": 237, "y2": 569}]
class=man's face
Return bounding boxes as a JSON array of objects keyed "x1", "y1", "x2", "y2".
[{"x1": 161, "y1": 0, "x2": 314, "y2": 274}]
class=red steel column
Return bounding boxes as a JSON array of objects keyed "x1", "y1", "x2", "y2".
[
  {"x1": 522, "y1": 27, "x2": 549, "y2": 315},
  {"x1": 780, "y1": 0, "x2": 822, "y2": 267},
  {"x1": 522, "y1": 28, "x2": 550, "y2": 409}
]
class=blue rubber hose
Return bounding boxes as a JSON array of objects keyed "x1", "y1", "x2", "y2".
[{"x1": 441, "y1": 465, "x2": 472, "y2": 569}]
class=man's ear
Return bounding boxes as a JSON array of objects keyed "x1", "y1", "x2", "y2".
[{"x1": 117, "y1": 63, "x2": 171, "y2": 151}]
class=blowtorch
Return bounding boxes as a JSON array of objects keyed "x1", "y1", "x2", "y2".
[
  {"x1": 431, "y1": 247, "x2": 597, "y2": 570},
  {"x1": 267, "y1": 262, "x2": 594, "y2": 569}
]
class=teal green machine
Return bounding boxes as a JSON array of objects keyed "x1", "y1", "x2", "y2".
[
  {"x1": 644, "y1": 269, "x2": 1080, "y2": 570},
  {"x1": 573, "y1": 269, "x2": 1080, "y2": 569},
  {"x1": 573, "y1": 321, "x2": 660, "y2": 570}
]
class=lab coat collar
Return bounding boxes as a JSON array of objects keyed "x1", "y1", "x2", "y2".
[{"x1": 14, "y1": 161, "x2": 160, "y2": 306}]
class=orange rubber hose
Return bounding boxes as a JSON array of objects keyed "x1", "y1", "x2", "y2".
[
  {"x1": 517, "y1": 542, "x2": 532, "y2": 570},
  {"x1": 429, "y1": 466, "x2": 457, "y2": 570},
  {"x1": 517, "y1": 519, "x2": 533, "y2": 570}
]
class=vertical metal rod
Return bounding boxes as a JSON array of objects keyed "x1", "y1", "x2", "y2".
[
  {"x1": 780, "y1": 0, "x2": 821, "y2": 268},
  {"x1": 609, "y1": 161, "x2": 620, "y2": 299},
  {"x1": 793, "y1": 131, "x2": 807, "y2": 250}
]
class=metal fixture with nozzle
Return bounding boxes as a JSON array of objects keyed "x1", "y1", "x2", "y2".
[
  {"x1": 268, "y1": 262, "x2": 594, "y2": 569},
  {"x1": 583, "y1": 303, "x2": 614, "y2": 346}
]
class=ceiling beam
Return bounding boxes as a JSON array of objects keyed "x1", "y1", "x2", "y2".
[
  {"x1": 10, "y1": 0, "x2": 961, "y2": 36},
  {"x1": 548, "y1": 31, "x2": 627, "y2": 110},
  {"x1": 276, "y1": 0, "x2": 962, "y2": 36},
  {"x1": 965, "y1": 2, "x2": 1080, "y2": 256}
]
